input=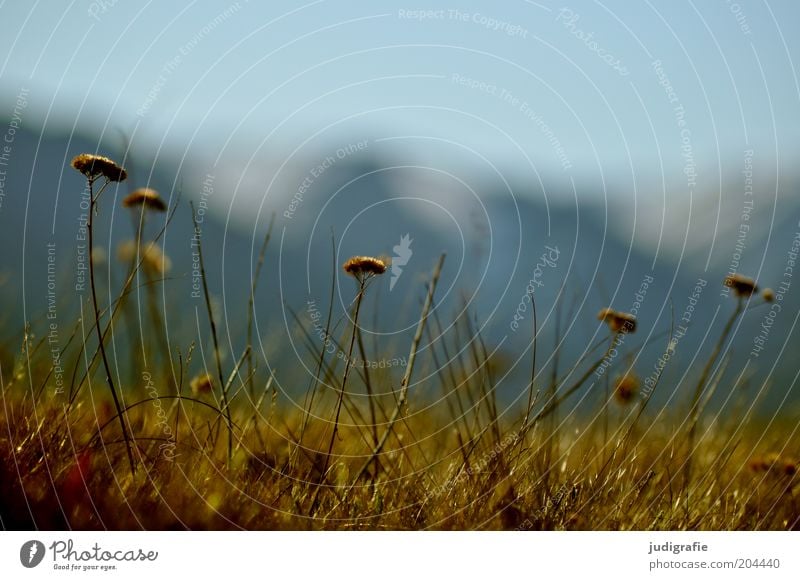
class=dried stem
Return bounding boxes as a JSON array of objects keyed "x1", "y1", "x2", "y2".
[
  {"x1": 347, "y1": 253, "x2": 446, "y2": 490},
  {"x1": 191, "y1": 202, "x2": 232, "y2": 463},
  {"x1": 86, "y1": 177, "x2": 136, "y2": 474}
]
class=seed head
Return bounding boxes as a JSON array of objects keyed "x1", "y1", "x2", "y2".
[
  {"x1": 190, "y1": 373, "x2": 214, "y2": 395},
  {"x1": 117, "y1": 240, "x2": 171, "y2": 274},
  {"x1": 724, "y1": 273, "x2": 758, "y2": 297},
  {"x1": 748, "y1": 456, "x2": 769, "y2": 473},
  {"x1": 597, "y1": 307, "x2": 637, "y2": 333},
  {"x1": 749, "y1": 453, "x2": 797, "y2": 477},
  {"x1": 91, "y1": 246, "x2": 107, "y2": 266},
  {"x1": 70, "y1": 153, "x2": 127, "y2": 182},
  {"x1": 613, "y1": 373, "x2": 639, "y2": 405},
  {"x1": 123, "y1": 188, "x2": 167, "y2": 212},
  {"x1": 762, "y1": 288, "x2": 775, "y2": 302},
  {"x1": 343, "y1": 256, "x2": 387, "y2": 281}
]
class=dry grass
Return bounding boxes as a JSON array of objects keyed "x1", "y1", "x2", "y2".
[
  {"x1": 0, "y1": 155, "x2": 798, "y2": 531},
  {"x1": 0, "y1": 388, "x2": 797, "y2": 530}
]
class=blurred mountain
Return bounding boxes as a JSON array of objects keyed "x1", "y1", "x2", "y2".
[{"x1": 1, "y1": 125, "x2": 798, "y2": 416}]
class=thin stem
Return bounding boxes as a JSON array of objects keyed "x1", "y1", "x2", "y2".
[
  {"x1": 297, "y1": 236, "x2": 338, "y2": 461},
  {"x1": 527, "y1": 330, "x2": 622, "y2": 431},
  {"x1": 191, "y1": 202, "x2": 232, "y2": 463},
  {"x1": 683, "y1": 298, "x2": 743, "y2": 499},
  {"x1": 87, "y1": 177, "x2": 136, "y2": 474},
  {"x1": 321, "y1": 281, "x2": 366, "y2": 476},
  {"x1": 346, "y1": 253, "x2": 446, "y2": 492},
  {"x1": 522, "y1": 290, "x2": 538, "y2": 431},
  {"x1": 247, "y1": 213, "x2": 275, "y2": 399}
]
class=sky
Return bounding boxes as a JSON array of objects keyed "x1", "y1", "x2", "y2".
[
  {"x1": 3, "y1": 1, "x2": 800, "y2": 403},
  {"x1": 1, "y1": 0, "x2": 799, "y2": 207}
]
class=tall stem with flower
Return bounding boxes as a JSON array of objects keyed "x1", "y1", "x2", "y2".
[
  {"x1": 71, "y1": 154, "x2": 136, "y2": 474},
  {"x1": 311, "y1": 256, "x2": 385, "y2": 512}
]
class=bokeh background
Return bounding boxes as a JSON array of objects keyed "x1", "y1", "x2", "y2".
[{"x1": 1, "y1": 0, "x2": 799, "y2": 417}]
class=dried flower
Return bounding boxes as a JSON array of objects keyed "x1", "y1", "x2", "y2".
[
  {"x1": 614, "y1": 373, "x2": 639, "y2": 404},
  {"x1": 750, "y1": 453, "x2": 778, "y2": 473},
  {"x1": 70, "y1": 153, "x2": 127, "y2": 182},
  {"x1": 724, "y1": 273, "x2": 758, "y2": 297},
  {"x1": 91, "y1": 247, "x2": 107, "y2": 266},
  {"x1": 190, "y1": 373, "x2": 214, "y2": 395},
  {"x1": 123, "y1": 188, "x2": 167, "y2": 212},
  {"x1": 116, "y1": 240, "x2": 136, "y2": 263},
  {"x1": 597, "y1": 308, "x2": 637, "y2": 333},
  {"x1": 749, "y1": 453, "x2": 797, "y2": 477},
  {"x1": 748, "y1": 456, "x2": 769, "y2": 473},
  {"x1": 762, "y1": 288, "x2": 775, "y2": 302},
  {"x1": 343, "y1": 256, "x2": 387, "y2": 281},
  {"x1": 117, "y1": 240, "x2": 171, "y2": 274}
]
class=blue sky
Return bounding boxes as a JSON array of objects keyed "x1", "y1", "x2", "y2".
[{"x1": 1, "y1": 0, "x2": 799, "y2": 195}]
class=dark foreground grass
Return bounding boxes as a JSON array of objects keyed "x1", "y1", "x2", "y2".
[{"x1": 1, "y1": 361, "x2": 797, "y2": 530}]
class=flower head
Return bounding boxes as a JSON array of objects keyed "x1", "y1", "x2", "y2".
[
  {"x1": 343, "y1": 256, "x2": 387, "y2": 282},
  {"x1": 91, "y1": 246, "x2": 107, "y2": 266},
  {"x1": 614, "y1": 373, "x2": 640, "y2": 405},
  {"x1": 117, "y1": 240, "x2": 171, "y2": 274},
  {"x1": 748, "y1": 453, "x2": 797, "y2": 477},
  {"x1": 748, "y1": 456, "x2": 769, "y2": 473},
  {"x1": 724, "y1": 273, "x2": 758, "y2": 297},
  {"x1": 597, "y1": 307, "x2": 637, "y2": 333},
  {"x1": 762, "y1": 288, "x2": 775, "y2": 302},
  {"x1": 122, "y1": 188, "x2": 167, "y2": 212},
  {"x1": 190, "y1": 373, "x2": 214, "y2": 395},
  {"x1": 71, "y1": 153, "x2": 127, "y2": 182}
]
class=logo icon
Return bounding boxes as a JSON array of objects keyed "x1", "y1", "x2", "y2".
[
  {"x1": 390, "y1": 234, "x2": 413, "y2": 291},
  {"x1": 20, "y1": 540, "x2": 45, "y2": 568}
]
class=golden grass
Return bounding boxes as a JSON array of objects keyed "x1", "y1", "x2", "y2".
[
  {"x1": 0, "y1": 157, "x2": 797, "y2": 530},
  {"x1": 0, "y1": 390, "x2": 797, "y2": 530}
]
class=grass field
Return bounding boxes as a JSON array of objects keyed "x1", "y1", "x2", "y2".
[{"x1": 0, "y1": 154, "x2": 797, "y2": 530}]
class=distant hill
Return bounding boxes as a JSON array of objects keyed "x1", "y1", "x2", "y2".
[{"x1": 1, "y1": 125, "x2": 798, "y2": 417}]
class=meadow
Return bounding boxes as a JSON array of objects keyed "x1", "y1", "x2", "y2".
[{"x1": 0, "y1": 153, "x2": 797, "y2": 531}]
